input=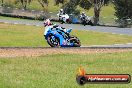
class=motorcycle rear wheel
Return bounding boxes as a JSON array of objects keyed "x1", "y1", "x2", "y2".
[
  {"x1": 66, "y1": 19, "x2": 72, "y2": 24},
  {"x1": 82, "y1": 20, "x2": 87, "y2": 26},
  {"x1": 70, "y1": 36, "x2": 81, "y2": 47},
  {"x1": 88, "y1": 21, "x2": 94, "y2": 26}
]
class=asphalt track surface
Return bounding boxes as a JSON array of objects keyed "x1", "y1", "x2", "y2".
[
  {"x1": 0, "y1": 19, "x2": 132, "y2": 47},
  {"x1": 0, "y1": 19, "x2": 132, "y2": 35}
]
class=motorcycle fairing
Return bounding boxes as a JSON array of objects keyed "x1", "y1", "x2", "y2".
[{"x1": 45, "y1": 27, "x2": 74, "y2": 47}]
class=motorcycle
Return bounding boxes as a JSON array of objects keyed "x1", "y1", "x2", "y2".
[
  {"x1": 80, "y1": 16, "x2": 94, "y2": 26},
  {"x1": 44, "y1": 25, "x2": 81, "y2": 47},
  {"x1": 57, "y1": 13, "x2": 71, "y2": 24}
]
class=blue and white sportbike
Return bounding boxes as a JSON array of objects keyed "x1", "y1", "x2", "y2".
[{"x1": 44, "y1": 24, "x2": 81, "y2": 47}]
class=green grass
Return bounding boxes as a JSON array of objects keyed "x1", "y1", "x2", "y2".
[
  {"x1": 73, "y1": 30, "x2": 132, "y2": 46},
  {"x1": 0, "y1": 23, "x2": 132, "y2": 47},
  {"x1": 0, "y1": 23, "x2": 48, "y2": 47},
  {"x1": 0, "y1": 51, "x2": 132, "y2": 88}
]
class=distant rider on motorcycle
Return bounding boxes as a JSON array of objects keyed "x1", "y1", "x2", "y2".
[
  {"x1": 58, "y1": 9, "x2": 65, "y2": 21},
  {"x1": 80, "y1": 12, "x2": 87, "y2": 20},
  {"x1": 58, "y1": 9, "x2": 65, "y2": 17}
]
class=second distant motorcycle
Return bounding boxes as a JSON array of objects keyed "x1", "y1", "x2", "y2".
[
  {"x1": 57, "y1": 13, "x2": 71, "y2": 24},
  {"x1": 80, "y1": 16, "x2": 94, "y2": 26}
]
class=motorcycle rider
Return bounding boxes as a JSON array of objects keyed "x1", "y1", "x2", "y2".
[
  {"x1": 44, "y1": 19, "x2": 71, "y2": 37},
  {"x1": 80, "y1": 12, "x2": 87, "y2": 20},
  {"x1": 80, "y1": 12, "x2": 94, "y2": 26},
  {"x1": 43, "y1": 19, "x2": 81, "y2": 47},
  {"x1": 58, "y1": 9, "x2": 65, "y2": 17},
  {"x1": 58, "y1": 9, "x2": 66, "y2": 22},
  {"x1": 44, "y1": 19, "x2": 53, "y2": 37}
]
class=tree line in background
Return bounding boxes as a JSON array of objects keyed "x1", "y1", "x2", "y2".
[{"x1": 0, "y1": 0, "x2": 132, "y2": 26}]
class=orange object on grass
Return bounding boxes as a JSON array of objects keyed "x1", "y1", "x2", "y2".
[{"x1": 78, "y1": 66, "x2": 86, "y2": 76}]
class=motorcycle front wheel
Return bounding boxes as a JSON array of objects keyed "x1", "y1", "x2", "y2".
[{"x1": 47, "y1": 34, "x2": 60, "y2": 47}]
